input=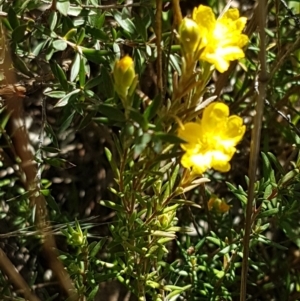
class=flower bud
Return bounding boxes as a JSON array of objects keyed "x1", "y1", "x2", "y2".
[
  {"x1": 179, "y1": 18, "x2": 202, "y2": 55},
  {"x1": 208, "y1": 195, "x2": 230, "y2": 213},
  {"x1": 113, "y1": 55, "x2": 135, "y2": 99}
]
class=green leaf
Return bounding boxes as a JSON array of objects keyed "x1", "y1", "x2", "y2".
[
  {"x1": 45, "y1": 194, "x2": 61, "y2": 213},
  {"x1": 85, "y1": 74, "x2": 102, "y2": 90},
  {"x1": 89, "y1": 238, "x2": 107, "y2": 258},
  {"x1": 104, "y1": 147, "x2": 120, "y2": 180},
  {"x1": 129, "y1": 109, "x2": 148, "y2": 131},
  {"x1": 85, "y1": 26, "x2": 108, "y2": 41},
  {"x1": 261, "y1": 152, "x2": 275, "y2": 183},
  {"x1": 56, "y1": 0, "x2": 70, "y2": 16},
  {"x1": 44, "y1": 90, "x2": 66, "y2": 98},
  {"x1": 154, "y1": 132, "x2": 185, "y2": 144},
  {"x1": 32, "y1": 41, "x2": 47, "y2": 56},
  {"x1": 99, "y1": 200, "x2": 123, "y2": 211},
  {"x1": 45, "y1": 123, "x2": 59, "y2": 148},
  {"x1": 278, "y1": 168, "x2": 299, "y2": 188},
  {"x1": 98, "y1": 104, "x2": 125, "y2": 122},
  {"x1": 77, "y1": 27, "x2": 85, "y2": 45},
  {"x1": 162, "y1": 164, "x2": 179, "y2": 201},
  {"x1": 98, "y1": 65, "x2": 114, "y2": 98},
  {"x1": 53, "y1": 39, "x2": 67, "y2": 51},
  {"x1": 70, "y1": 53, "x2": 80, "y2": 82},
  {"x1": 60, "y1": 110, "x2": 76, "y2": 132},
  {"x1": 134, "y1": 132, "x2": 152, "y2": 157},
  {"x1": 12, "y1": 24, "x2": 27, "y2": 43},
  {"x1": 79, "y1": 57, "x2": 86, "y2": 88},
  {"x1": 44, "y1": 157, "x2": 75, "y2": 169},
  {"x1": 113, "y1": 10, "x2": 136, "y2": 34},
  {"x1": 144, "y1": 94, "x2": 161, "y2": 121},
  {"x1": 8, "y1": 8, "x2": 19, "y2": 29},
  {"x1": 64, "y1": 28, "x2": 77, "y2": 41},
  {"x1": 54, "y1": 89, "x2": 80, "y2": 107},
  {"x1": 50, "y1": 62, "x2": 68, "y2": 91},
  {"x1": 81, "y1": 48, "x2": 110, "y2": 64},
  {"x1": 0, "y1": 110, "x2": 11, "y2": 139},
  {"x1": 48, "y1": 11, "x2": 58, "y2": 31},
  {"x1": 12, "y1": 55, "x2": 33, "y2": 77},
  {"x1": 87, "y1": 286, "x2": 99, "y2": 301}
]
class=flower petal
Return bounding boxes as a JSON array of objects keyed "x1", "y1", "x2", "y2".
[
  {"x1": 193, "y1": 5, "x2": 216, "y2": 29},
  {"x1": 201, "y1": 102, "x2": 229, "y2": 131},
  {"x1": 178, "y1": 122, "x2": 203, "y2": 150}
]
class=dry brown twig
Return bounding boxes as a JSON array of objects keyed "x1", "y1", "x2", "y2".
[
  {"x1": 0, "y1": 29, "x2": 78, "y2": 300},
  {"x1": 240, "y1": 1, "x2": 268, "y2": 300}
]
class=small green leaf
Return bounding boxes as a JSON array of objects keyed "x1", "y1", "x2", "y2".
[
  {"x1": 54, "y1": 89, "x2": 80, "y2": 107},
  {"x1": 77, "y1": 27, "x2": 85, "y2": 45},
  {"x1": 56, "y1": 0, "x2": 70, "y2": 16},
  {"x1": 8, "y1": 8, "x2": 19, "y2": 29},
  {"x1": 144, "y1": 94, "x2": 161, "y2": 121},
  {"x1": 278, "y1": 168, "x2": 299, "y2": 188},
  {"x1": 44, "y1": 90, "x2": 66, "y2": 98},
  {"x1": 12, "y1": 24, "x2": 27, "y2": 43},
  {"x1": 44, "y1": 157, "x2": 75, "y2": 169},
  {"x1": 70, "y1": 53, "x2": 80, "y2": 82},
  {"x1": 87, "y1": 286, "x2": 99, "y2": 301},
  {"x1": 134, "y1": 132, "x2": 152, "y2": 157},
  {"x1": 45, "y1": 194, "x2": 61, "y2": 213},
  {"x1": 154, "y1": 132, "x2": 185, "y2": 144},
  {"x1": 129, "y1": 109, "x2": 148, "y2": 131},
  {"x1": 81, "y1": 48, "x2": 111, "y2": 64},
  {"x1": 89, "y1": 239, "x2": 107, "y2": 258},
  {"x1": 85, "y1": 74, "x2": 102, "y2": 90},
  {"x1": 60, "y1": 110, "x2": 76, "y2": 132},
  {"x1": 12, "y1": 55, "x2": 33, "y2": 77},
  {"x1": 32, "y1": 41, "x2": 46, "y2": 56},
  {"x1": 113, "y1": 10, "x2": 136, "y2": 34},
  {"x1": 99, "y1": 200, "x2": 123, "y2": 212},
  {"x1": 64, "y1": 28, "x2": 77, "y2": 41},
  {"x1": 162, "y1": 164, "x2": 179, "y2": 200},
  {"x1": 85, "y1": 26, "x2": 108, "y2": 41},
  {"x1": 79, "y1": 57, "x2": 86, "y2": 88},
  {"x1": 98, "y1": 104, "x2": 125, "y2": 122},
  {"x1": 48, "y1": 11, "x2": 58, "y2": 31},
  {"x1": 53, "y1": 39, "x2": 67, "y2": 51},
  {"x1": 50, "y1": 62, "x2": 68, "y2": 91},
  {"x1": 104, "y1": 147, "x2": 120, "y2": 179}
]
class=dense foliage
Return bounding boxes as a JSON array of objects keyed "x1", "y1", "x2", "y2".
[{"x1": 1, "y1": 0, "x2": 300, "y2": 300}]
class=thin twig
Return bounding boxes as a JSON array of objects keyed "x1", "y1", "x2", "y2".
[
  {"x1": 240, "y1": 1, "x2": 268, "y2": 300},
  {"x1": 172, "y1": 0, "x2": 182, "y2": 26},
  {"x1": 2, "y1": 31, "x2": 78, "y2": 301}
]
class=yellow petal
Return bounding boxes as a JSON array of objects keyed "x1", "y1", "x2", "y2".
[
  {"x1": 223, "y1": 115, "x2": 246, "y2": 143},
  {"x1": 210, "y1": 150, "x2": 232, "y2": 172},
  {"x1": 202, "y1": 102, "x2": 229, "y2": 130},
  {"x1": 178, "y1": 122, "x2": 203, "y2": 151},
  {"x1": 221, "y1": 8, "x2": 241, "y2": 22},
  {"x1": 193, "y1": 5, "x2": 216, "y2": 35},
  {"x1": 187, "y1": 152, "x2": 212, "y2": 174}
]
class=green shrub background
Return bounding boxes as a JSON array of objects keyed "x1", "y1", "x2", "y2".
[{"x1": 1, "y1": 0, "x2": 300, "y2": 300}]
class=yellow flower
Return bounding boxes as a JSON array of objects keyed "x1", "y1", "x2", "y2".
[
  {"x1": 113, "y1": 55, "x2": 136, "y2": 99},
  {"x1": 192, "y1": 5, "x2": 248, "y2": 73},
  {"x1": 178, "y1": 102, "x2": 245, "y2": 174},
  {"x1": 208, "y1": 195, "x2": 230, "y2": 213}
]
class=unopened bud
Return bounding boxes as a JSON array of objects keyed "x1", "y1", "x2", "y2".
[
  {"x1": 208, "y1": 195, "x2": 230, "y2": 213},
  {"x1": 113, "y1": 55, "x2": 135, "y2": 99},
  {"x1": 179, "y1": 18, "x2": 202, "y2": 55}
]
